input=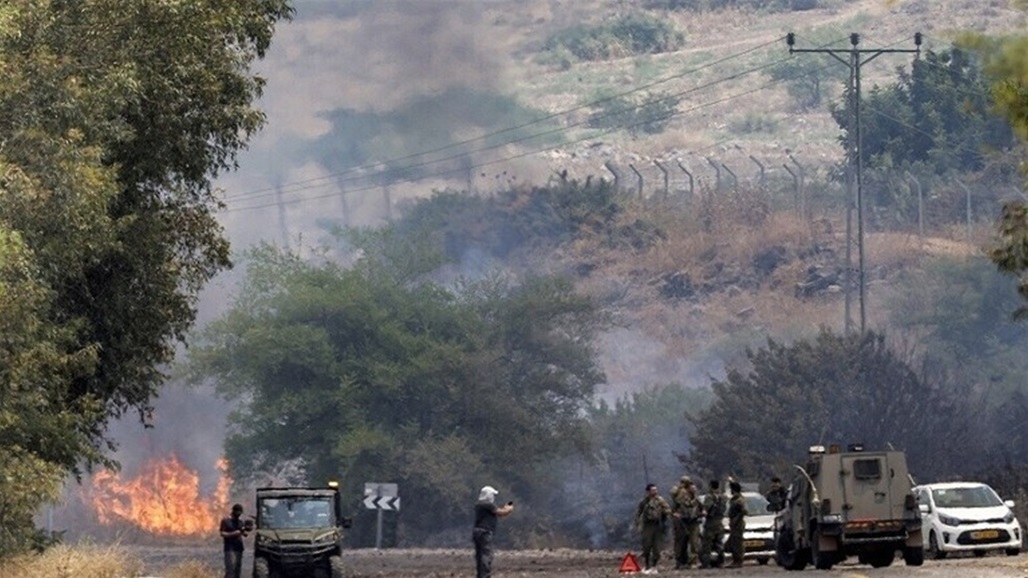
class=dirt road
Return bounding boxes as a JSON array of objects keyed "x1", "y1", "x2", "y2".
[{"x1": 137, "y1": 547, "x2": 1028, "y2": 577}]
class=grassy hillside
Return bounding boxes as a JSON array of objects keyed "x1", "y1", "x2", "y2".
[{"x1": 223, "y1": 0, "x2": 1028, "y2": 397}]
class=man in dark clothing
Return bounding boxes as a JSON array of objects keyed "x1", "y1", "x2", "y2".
[
  {"x1": 765, "y1": 476, "x2": 788, "y2": 512},
  {"x1": 473, "y1": 485, "x2": 514, "y2": 578},
  {"x1": 219, "y1": 503, "x2": 249, "y2": 578}
]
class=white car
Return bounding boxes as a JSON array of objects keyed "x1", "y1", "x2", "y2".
[
  {"x1": 718, "y1": 491, "x2": 776, "y2": 565},
  {"x1": 913, "y1": 482, "x2": 1022, "y2": 559}
]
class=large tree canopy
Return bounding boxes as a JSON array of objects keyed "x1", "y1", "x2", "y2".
[
  {"x1": 832, "y1": 47, "x2": 1015, "y2": 174},
  {"x1": 189, "y1": 240, "x2": 606, "y2": 544},
  {"x1": 0, "y1": 0, "x2": 292, "y2": 475},
  {"x1": 689, "y1": 331, "x2": 977, "y2": 482}
]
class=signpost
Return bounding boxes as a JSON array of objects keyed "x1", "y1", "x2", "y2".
[{"x1": 364, "y1": 483, "x2": 400, "y2": 549}]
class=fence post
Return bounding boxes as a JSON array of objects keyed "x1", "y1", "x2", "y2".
[
  {"x1": 629, "y1": 163, "x2": 644, "y2": 199},
  {"x1": 677, "y1": 160, "x2": 694, "y2": 197},
  {"x1": 705, "y1": 157, "x2": 722, "y2": 192},
  {"x1": 904, "y1": 171, "x2": 923, "y2": 239},
  {"x1": 654, "y1": 160, "x2": 670, "y2": 199},
  {"x1": 604, "y1": 161, "x2": 623, "y2": 192}
]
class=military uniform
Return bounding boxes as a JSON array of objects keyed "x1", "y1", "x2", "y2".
[
  {"x1": 670, "y1": 476, "x2": 702, "y2": 569},
  {"x1": 635, "y1": 485, "x2": 672, "y2": 570},
  {"x1": 726, "y1": 483, "x2": 748, "y2": 568},
  {"x1": 699, "y1": 482, "x2": 726, "y2": 568}
]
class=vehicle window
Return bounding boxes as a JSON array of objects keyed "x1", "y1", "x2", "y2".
[
  {"x1": 852, "y1": 458, "x2": 881, "y2": 480},
  {"x1": 260, "y1": 497, "x2": 335, "y2": 529},
  {"x1": 931, "y1": 486, "x2": 1003, "y2": 508},
  {"x1": 743, "y1": 493, "x2": 770, "y2": 515}
]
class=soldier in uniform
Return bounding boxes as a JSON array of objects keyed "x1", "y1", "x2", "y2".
[
  {"x1": 765, "y1": 476, "x2": 788, "y2": 512},
  {"x1": 670, "y1": 476, "x2": 702, "y2": 569},
  {"x1": 726, "y1": 481, "x2": 748, "y2": 568},
  {"x1": 635, "y1": 483, "x2": 671, "y2": 571},
  {"x1": 699, "y1": 479, "x2": 727, "y2": 568}
]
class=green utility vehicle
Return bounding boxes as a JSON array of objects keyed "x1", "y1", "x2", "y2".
[
  {"x1": 253, "y1": 483, "x2": 352, "y2": 578},
  {"x1": 774, "y1": 444, "x2": 924, "y2": 570}
]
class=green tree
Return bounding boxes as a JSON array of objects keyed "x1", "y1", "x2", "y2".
[
  {"x1": 0, "y1": 0, "x2": 293, "y2": 475},
  {"x1": 0, "y1": 229, "x2": 95, "y2": 554},
  {"x1": 688, "y1": 330, "x2": 978, "y2": 482},
  {"x1": 970, "y1": 2, "x2": 1028, "y2": 314},
  {"x1": 189, "y1": 242, "x2": 606, "y2": 544},
  {"x1": 831, "y1": 48, "x2": 1015, "y2": 173}
]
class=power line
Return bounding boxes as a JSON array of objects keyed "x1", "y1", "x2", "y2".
[
  {"x1": 222, "y1": 55, "x2": 837, "y2": 214},
  {"x1": 786, "y1": 31, "x2": 922, "y2": 335},
  {"x1": 220, "y1": 37, "x2": 786, "y2": 204}
]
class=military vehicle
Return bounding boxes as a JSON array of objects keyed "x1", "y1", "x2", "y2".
[
  {"x1": 252, "y1": 483, "x2": 352, "y2": 578},
  {"x1": 773, "y1": 444, "x2": 924, "y2": 570}
]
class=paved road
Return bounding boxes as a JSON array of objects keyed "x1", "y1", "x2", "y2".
[{"x1": 134, "y1": 546, "x2": 1028, "y2": 577}]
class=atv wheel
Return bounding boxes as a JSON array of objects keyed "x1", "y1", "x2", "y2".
[
  {"x1": 253, "y1": 557, "x2": 270, "y2": 578},
  {"x1": 757, "y1": 557, "x2": 769, "y2": 565},
  {"x1": 903, "y1": 546, "x2": 924, "y2": 566},
  {"x1": 330, "y1": 555, "x2": 345, "y2": 578},
  {"x1": 929, "y1": 531, "x2": 947, "y2": 560},
  {"x1": 1006, "y1": 548, "x2": 1021, "y2": 556},
  {"x1": 973, "y1": 550, "x2": 987, "y2": 558}
]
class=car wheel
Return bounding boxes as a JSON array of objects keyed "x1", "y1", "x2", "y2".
[
  {"x1": 973, "y1": 550, "x2": 987, "y2": 558},
  {"x1": 929, "y1": 531, "x2": 947, "y2": 560},
  {"x1": 1006, "y1": 548, "x2": 1021, "y2": 556},
  {"x1": 757, "y1": 557, "x2": 769, "y2": 565}
]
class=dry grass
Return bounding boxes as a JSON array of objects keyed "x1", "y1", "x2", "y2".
[
  {"x1": 0, "y1": 544, "x2": 143, "y2": 578},
  {"x1": 0, "y1": 545, "x2": 219, "y2": 578}
]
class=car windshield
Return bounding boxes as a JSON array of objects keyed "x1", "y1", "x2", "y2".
[
  {"x1": 931, "y1": 486, "x2": 1002, "y2": 508},
  {"x1": 259, "y1": 497, "x2": 335, "y2": 529},
  {"x1": 742, "y1": 493, "x2": 770, "y2": 515}
]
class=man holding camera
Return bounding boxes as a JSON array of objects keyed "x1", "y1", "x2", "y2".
[
  {"x1": 473, "y1": 485, "x2": 514, "y2": 578},
  {"x1": 219, "y1": 503, "x2": 251, "y2": 578}
]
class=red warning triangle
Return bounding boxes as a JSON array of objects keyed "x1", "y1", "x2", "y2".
[{"x1": 618, "y1": 552, "x2": 641, "y2": 573}]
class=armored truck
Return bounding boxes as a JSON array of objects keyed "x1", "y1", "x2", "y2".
[
  {"x1": 774, "y1": 444, "x2": 924, "y2": 570},
  {"x1": 253, "y1": 483, "x2": 352, "y2": 578}
]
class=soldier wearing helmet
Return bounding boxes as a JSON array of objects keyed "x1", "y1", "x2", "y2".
[{"x1": 671, "y1": 476, "x2": 701, "y2": 569}]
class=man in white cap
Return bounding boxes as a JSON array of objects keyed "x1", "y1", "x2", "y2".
[{"x1": 472, "y1": 485, "x2": 514, "y2": 578}]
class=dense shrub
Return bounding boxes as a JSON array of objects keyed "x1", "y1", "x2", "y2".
[{"x1": 544, "y1": 14, "x2": 684, "y2": 63}]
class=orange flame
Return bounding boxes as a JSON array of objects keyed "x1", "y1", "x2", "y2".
[{"x1": 89, "y1": 454, "x2": 231, "y2": 536}]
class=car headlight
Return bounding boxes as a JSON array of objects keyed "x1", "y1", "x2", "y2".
[
  {"x1": 1004, "y1": 512, "x2": 1016, "y2": 524},
  {"x1": 821, "y1": 514, "x2": 843, "y2": 524},
  {"x1": 938, "y1": 514, "x2": 961, "y2": 526}
]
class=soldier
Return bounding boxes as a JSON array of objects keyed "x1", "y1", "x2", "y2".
[
  {"x1": 635, "y1": 483, "x2": 671, "y2": 572},
  {"x1": 765, "y1": 476, "x2": 788, "y2": 512},
  {"x1": 671, "y1": 476, "x2": 702, "y2": 569},
  {"x1": 726, "y1": 481, "x2": 748, "y2": 568},
  {"x1": 699, "y1": 479, "x2": 727, "y2": 568}
]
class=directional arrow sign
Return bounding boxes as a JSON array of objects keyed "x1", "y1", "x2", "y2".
[{"x1": 363, "y1": 495, "x2": 401, "y2": 511}]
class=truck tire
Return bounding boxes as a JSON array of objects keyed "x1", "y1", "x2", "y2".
[
  {"x1": 330, "y1": 555, "x2": 345, "y2": 578},
  {"x1": 904, "y1": 546, "x2": 925, "y2": 566},
  {"x1": 775, "y1": 529, "x2": 808, "y2": 571},
  {"x1": 254, "y1": 557, "x2": 270, "y2": 578}
]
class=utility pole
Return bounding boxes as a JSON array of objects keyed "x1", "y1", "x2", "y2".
[{"x1": 786, "y1": 32, "x2": 921, "y2": 334}]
